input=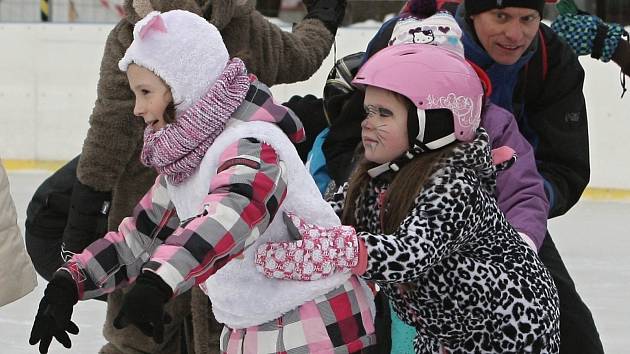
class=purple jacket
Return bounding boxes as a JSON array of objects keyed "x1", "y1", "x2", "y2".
[{"x1": 482, "y1": 102, "x2": 549, "y2": 250}]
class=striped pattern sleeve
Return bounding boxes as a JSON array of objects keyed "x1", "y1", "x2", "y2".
[
  {"x1": 62, "y1": 175, "x2": 179, "y2": 300},
  {"x1": 145, "y1": 138, "x2": 287, "y2": 296}
]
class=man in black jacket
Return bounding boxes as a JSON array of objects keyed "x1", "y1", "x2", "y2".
[
  {"x1": 322, "y1": 1, "x2": 603, "y2": 353},
  {"x1": 458, "y1": 3, "x2": 600, "y2": 352}
]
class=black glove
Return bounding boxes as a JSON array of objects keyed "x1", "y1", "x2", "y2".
[
  {"x1": 113, "y1": 272, "x2": 173, "y2": 343},
  {"x1": 29, "y1": 271, "x2": 79, "y2": 354},
  {"x1": 62, "y1": 179, "x2": 111, "y2": 257},
  {"x1": 303, "y1": 0, "x2": 347, "y2": 36}
]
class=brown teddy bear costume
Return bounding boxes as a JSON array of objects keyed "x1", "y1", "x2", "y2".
[{"x1": 72, "y1": 0, "x2": 341, "y2": 353}]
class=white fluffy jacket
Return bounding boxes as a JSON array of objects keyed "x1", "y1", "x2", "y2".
[{"x1": 166, "y1": 120, "x2": 351, "y2": 328}]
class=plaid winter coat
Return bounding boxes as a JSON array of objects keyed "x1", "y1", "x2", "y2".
[{"x1": 74, "y1": 1, "x2": 335, "y2": 352}]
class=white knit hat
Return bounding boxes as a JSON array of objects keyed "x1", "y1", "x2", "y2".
[
  {"x1": 119, "y1": 10, "x2": 230, "y2": 113},
  {"x1": 388, "y1": 12, "x2": 465, "y2": 58}
]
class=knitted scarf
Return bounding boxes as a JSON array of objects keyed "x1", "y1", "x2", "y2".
[{"x1": 141, "y1": 58, "x2": 250, "y2": 184}]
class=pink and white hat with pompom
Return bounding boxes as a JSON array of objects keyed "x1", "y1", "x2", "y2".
[
  {"x1": 388, "y1": 11, "x2": 465, "y2": 58},
  {"x1": 119, "y1": 10, "x2": 229, "y2": 113}
]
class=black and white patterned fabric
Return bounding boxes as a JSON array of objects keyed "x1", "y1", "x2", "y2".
[{"x1": 333, "y1": 129, "x2": 560, "y2": 353}]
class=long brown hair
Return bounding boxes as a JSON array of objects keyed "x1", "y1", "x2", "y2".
[
  {"x1": 341, "y1": 144, "x2": 455, "y2": 234},
  {"x1": 163, "y1": 101, "x2": 176, "y2": 124}
]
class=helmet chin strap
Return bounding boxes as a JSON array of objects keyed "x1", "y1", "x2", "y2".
[
  {"x1": 367, "y1": 142, "x2": 430, "y2": 177},
  {"x1": 367, "y1": 109, "x2": 456, "y2": 178}
]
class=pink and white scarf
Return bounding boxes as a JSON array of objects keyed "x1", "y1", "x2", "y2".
[{"x1": 141, "y1": 58, "x2": 250, "y2": 184}]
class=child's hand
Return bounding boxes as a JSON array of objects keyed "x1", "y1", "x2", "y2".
[
  {"x1": 113, "y1": 272, "x2": 173, "y2": 343},
  {"x1": 29, "y1": 271, "x2": 79, "y2": 354},
  {"x1": 255, "y1": 212, "x2": 361, "y2": 281}
]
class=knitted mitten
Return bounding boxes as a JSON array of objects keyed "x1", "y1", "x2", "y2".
[
  {"x1": 551, "y1": 12, "x2": 627, "y2": 62},
  {"x1": 255, "y1": 212, "x2": 362, "y2": 281}
]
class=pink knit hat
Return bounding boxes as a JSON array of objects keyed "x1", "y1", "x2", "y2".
[{"x1": 119, "y1": 10, "x2": 230, "y2": 113}]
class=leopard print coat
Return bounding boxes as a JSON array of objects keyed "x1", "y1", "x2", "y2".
[{"x1": 332, "y1": 130, "x2": 560, "y2": 353}]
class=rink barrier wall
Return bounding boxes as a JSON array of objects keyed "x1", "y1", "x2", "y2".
[
  {"x1": 1, "y1": 22, "x2": 630, "y2": 194},
  {"x1": 3, "y1": 158, "x2": 630, "y2": 202}
]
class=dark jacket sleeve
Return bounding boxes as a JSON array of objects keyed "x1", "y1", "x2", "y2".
[
  {"x1": 224, "y1": 11, "x2": 334, "y2": 86},
  {"x1": 521, "y1": 24, "x2": 590, "y2": 218},
  {"x1": 322, "y1": 90, "x2": 365, "y2": 185}
]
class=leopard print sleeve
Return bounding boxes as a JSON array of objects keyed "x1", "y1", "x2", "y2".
[
  {"x1": 359, "y1": 166, "x2": 488, "y2": 283},
  {"x1": 327, "y1": 182, "x2": 349, "y2": 216}
]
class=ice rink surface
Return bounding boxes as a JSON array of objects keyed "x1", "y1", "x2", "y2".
[{"x1": 1, "y1": 170, "x2": 628, "y2": 353}]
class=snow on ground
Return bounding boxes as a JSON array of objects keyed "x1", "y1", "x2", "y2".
[{"x1": 1, "y1": 170, "x2": 628, "y2": 353}]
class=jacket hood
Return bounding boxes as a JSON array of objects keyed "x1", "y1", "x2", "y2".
[
  {"x1": 124, "y1": 0, "x2": 254, "y2": 30},
  {"x1": 230, "y1": 80, "x2": 306, "y2": 143},
  {"x1": 442, "y1": 128, "x2": 497, "y2": 193}
]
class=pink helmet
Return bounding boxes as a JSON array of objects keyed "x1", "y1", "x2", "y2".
[{"x1": 353, "y1": 43, "x2": 484, "y2": 147}]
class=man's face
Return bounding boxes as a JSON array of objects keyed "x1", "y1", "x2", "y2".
[{"x1": 471, "y1": 7, "x2": 541, "y2": 65}]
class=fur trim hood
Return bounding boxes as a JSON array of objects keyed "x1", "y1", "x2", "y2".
[{"x1": 124, "y1": 0, "x2": 254, "y2": 30}]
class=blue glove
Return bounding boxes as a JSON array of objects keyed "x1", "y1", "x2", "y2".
[{"x1": 551, "y1": 13, "x2": 627, "y2": 62}]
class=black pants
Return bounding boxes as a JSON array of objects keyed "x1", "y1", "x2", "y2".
[
  {"x1": 538, "y1": 233, "x2": 605, "y2": 354},
  {"x1": 24, "y1": 156, "x2": 108, "y2": 301},
  {"x1": 25, "y1": 156, "x2": 79, "y2": 281}
]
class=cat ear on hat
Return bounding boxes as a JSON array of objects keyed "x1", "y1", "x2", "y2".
[
  {"x1": 133, "y1": 11, "x2": 164, "y2": 39},
  {"x1": 139, "y1": 12, "x2": 167, "y2": 39}
]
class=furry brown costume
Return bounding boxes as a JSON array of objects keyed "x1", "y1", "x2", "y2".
[{"x1": 76, "y1": 1, "x2": 336, "y2": 353}]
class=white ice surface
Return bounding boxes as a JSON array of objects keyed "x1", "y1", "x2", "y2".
[{"x1": 0, "y1": 170, "x2": 628, "y2": 353}]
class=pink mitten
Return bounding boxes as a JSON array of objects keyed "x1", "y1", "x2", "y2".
[
  {"x1": 255, "y1": 212, "x2": 361, "y2": 281},
  {"x1": 491, "y1": 146, "x2": 517, "y2": 171}
]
